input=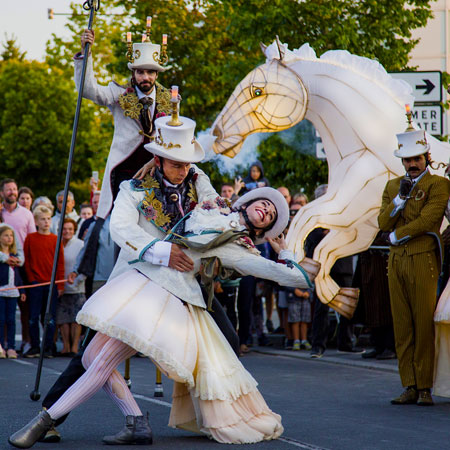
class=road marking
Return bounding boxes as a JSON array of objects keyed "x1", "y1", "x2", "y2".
[
  {"x1": 133, "y1": 392, "x2": 329, "y2": 449},
  {"x1": 279, "y1": 436, "x2": 330, "y2": 449},
  {"x1": 133, "y1": 393, "x2": 172, "y2": 408},
  {"x1": 11, "y1": 360, "x2": 327, "y2": 449},
  {"x1": 11, "y1": 358, "x2": 64, "y2": 375}
]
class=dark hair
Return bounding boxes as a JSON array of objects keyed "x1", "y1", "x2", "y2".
[
  {"x1": 80, "y1": 203, "x2": 93, "y2": 211},
  {"x1": 63, "y1": 218, "x2": 78, "y2": 233},
  {"x1": 18, "y1": 186, "x2": 35, "y2": 201},
  {"x1": 0, "y1": 178, "x2": 17, "y2": 190},
  {"x1": 238, "y1": 197, "x2": 278, "y2": 240}
]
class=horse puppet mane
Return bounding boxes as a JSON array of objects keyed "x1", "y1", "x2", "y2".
[{"x1": 263, "y1": 41, "x2": 413, "y2": 108}]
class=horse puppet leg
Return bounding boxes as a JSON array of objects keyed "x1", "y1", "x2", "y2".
[{"x1": 313, "y1": 218, "x2": 379, "y2": 319}]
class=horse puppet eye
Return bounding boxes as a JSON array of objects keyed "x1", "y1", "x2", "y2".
[{"x1": 251, "y1": 85, "x2": 264, "y2": 98}]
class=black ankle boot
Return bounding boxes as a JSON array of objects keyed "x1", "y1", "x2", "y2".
[
  {"x1": 102, "y1": 414, "x2": 153, "y2": 445},
  {"x1": 9, "y1": 410, "x2": 54, "y2": 449}
]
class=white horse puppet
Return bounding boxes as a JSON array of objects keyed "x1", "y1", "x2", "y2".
[{"x1": 210, "y1": 39, "x2": 450, "y2": 318}]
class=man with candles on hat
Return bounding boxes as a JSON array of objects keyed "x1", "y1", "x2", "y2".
[
  {"x1": 378, "y1": 112, "x2": 450, "y2": 406},
  {"x1": 75, "y1": 19, "x2": 172, "y2": 220}
]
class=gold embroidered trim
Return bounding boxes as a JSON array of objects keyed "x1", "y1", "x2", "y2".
[
  {"x1": 140, "y1": 174, "x2": 160, "y2": 190},
  {"x1": 126, "y1": 241, "x2": 138, "y2": 251},
  {"x1": 187, "y1": 183, "x2": 198, "y2": 204},
  {"x1": 118, "y1": 91, "x2": 143, "y2": 120},
  {"x1": 142, "y1": 190, "x2": 171, "y2": 227},
  {"x1": 155, "y1": 83, "x2": 171, "y2": 115},
  {"x1": 155, "y1": 128, "x2": 181, "y2": 149},
  {"x1": 416, "y1": 139, "x2": 427, "y2": 146}
]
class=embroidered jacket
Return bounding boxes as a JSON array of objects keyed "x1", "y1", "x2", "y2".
[
  {"x1": 132, "y1": 168, "x2": 198, "y2": 234},
  {"x1": 74, "y1": 55, "x2": 171, "y2": 219}
]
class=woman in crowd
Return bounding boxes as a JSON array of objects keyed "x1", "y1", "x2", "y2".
[
  {"x1": 56, "y1": 218, "x2": 85, "y2": 356},
  {"x1": 18, "y1": 187, "x2": 34, "y2": 211}
]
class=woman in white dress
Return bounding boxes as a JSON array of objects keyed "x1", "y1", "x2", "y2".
[{"x1": 9, "y1": 119, "x2": 315, "y2": 449}]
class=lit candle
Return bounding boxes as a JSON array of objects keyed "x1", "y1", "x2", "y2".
[
  {"x1": 405, "y1": 104, "x2": 411, "y2": 114},
  {"x1": 162, "y1": 34, "x2": 168, "y2": 45},
  {"x1": 147, "y1": 16, "x2": 152, "y2": 28},
  {"x1": 142, "y1": 33, "x2": 147, "y2": 43},
  {"x1": 127, "y1": 32, "x2": 132, "y2": 43},
  {"x1": 171, "y1": 85, "x2": 178, "y2": 100}
]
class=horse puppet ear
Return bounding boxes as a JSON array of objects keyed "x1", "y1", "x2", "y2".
[
  {"x1": 275, "y1": 35, "x2": 285, "y2": 61},
  {"x1": 260, "y1": 42, "x2": 268, "y2": 57}
]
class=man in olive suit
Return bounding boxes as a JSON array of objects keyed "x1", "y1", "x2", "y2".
[{"x1": 378, "y1": 128, "x2": 450, "y2": 406}]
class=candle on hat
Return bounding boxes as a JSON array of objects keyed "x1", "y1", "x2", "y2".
[
  {"x1": 162, "y1": 34, "x2": 168, "y2": 45},
  {"x1": 142, "y1": 33, "x2": 147, "y2": 43},
  {"x1": 147, "y1": 16, "x2": 152, "y2": 28},
  {"x1": 171, "y1": 85, "x2": 179, "y2": 100},
  {"x1": 405, "y1": 104, "x2": 411, "y2": 114},
  {"x1": 127, "y1": 32, "x2": 132, "y2": 43}
]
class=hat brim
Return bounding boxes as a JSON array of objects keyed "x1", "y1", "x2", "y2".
[
  {"x1": 394, "y1": 144, "x2": 430, "y2": 158},
  {"x1": 144, "y1": 140, "x2": 205, "y2": 163},
  {"x1": 234, "y1": 187, "x2": 289, "y2": 244},
  {"x1": 128, "y1": 62, "x2": 171, "y2": 72}
]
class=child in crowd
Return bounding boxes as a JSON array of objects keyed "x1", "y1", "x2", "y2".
[
  {"x1": 0, "y1": 225, "x2": 25, "y2": 358},
  {"x1": 23, "y1": 206, "x2": 64, "y2": 358},
  {"x1": 286, "y1": 286, "x2": 313, "y2": 351}
]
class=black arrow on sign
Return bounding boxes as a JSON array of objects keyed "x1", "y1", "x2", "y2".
[{"x1": 415, "y1": 79, "x2": 435, "y2": 95}]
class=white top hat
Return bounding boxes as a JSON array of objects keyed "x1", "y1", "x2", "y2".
[
  {"x1": 233, "y1": 187, "x2": 289, "y2": 244},
  {"x1": 144, "y1": 116, "x2": 205, "y2": 163},
  {"x1": 394, "y1": 129, "x2": 430, "y2": 158},
  {"x1": 128, "y1": 42, "x2": 170, "y2": 72}
]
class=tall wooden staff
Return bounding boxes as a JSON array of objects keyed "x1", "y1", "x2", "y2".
[{"x1": 30, "y1": 0, "x2": 101, "y2": 401}]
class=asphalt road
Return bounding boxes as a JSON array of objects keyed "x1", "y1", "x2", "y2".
[{"x1": 1, "y1": 350, "x2": 450, "y2": 450}]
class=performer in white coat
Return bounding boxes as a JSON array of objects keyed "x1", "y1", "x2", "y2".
[
  {"x1": 75, "y1": 27, "x2": 172, "y2": 219},
  {"x1": 9, "y1": 114, "x2": 314, "y2": 448}
]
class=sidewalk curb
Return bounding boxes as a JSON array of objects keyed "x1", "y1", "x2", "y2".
[{"x1": 253, "y1": 347, "x2": 399, "y2": 374}]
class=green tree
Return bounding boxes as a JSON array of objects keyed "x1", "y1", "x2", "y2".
[
  {"x1": 0, "y1": 59, "x2": 110, "y2": 200},
  {"x1": 1, "y1": 35, "x2": 27, "y2": 62}
]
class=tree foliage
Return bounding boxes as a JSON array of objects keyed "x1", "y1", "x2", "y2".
[
  {"x1": 1, "y1": 35, "x2": 27, "y2": 62},
  {"x1": 0, "y1": 59, "x2": 109, "y2": 201}
]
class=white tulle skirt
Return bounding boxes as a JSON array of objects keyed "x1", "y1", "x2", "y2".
[{"x1": 77, "y1": 269, "x2": 283, "y2": 444}]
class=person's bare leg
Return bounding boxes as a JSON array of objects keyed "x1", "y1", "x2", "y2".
[
  {"x1": 70, "y1": 323, "x2": 82, "y2": 353},
  {"x1": 291, "y1": 322, "x2": 300, "y2": 341},
  {"x1": 59, "y1": 324, "x2": 71, "y2": 354},
  {"x1": 300, "y1": 322, "x2": 308, "y2": 341}
]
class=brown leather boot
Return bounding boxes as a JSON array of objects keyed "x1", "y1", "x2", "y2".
[
  {"x1": 8, "y1": 410, "x2": 54, "y2": 448},
  {"x1": 102, "y1": 414, "x2": 153, "y2": 445},
  {"x1": 417, "y1": 389, "x2": 434, "y2": 406},
  {"x1": 391, "y1": 387, "x2": 418, "y2": 405}
]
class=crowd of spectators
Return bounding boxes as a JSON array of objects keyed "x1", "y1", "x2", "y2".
[{"x1": 0, "y1": 177, "x2": 109, "y2": 359}]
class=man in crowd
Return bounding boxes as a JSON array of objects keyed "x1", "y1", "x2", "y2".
[
  {"x1": 378, "y1": 129, "x2": 450, "y2": 406},
  {"x1": 1, "y1": 178, "x2": 36, "y2": 247},
  {"x1": 50, "y1": 190, "x2": 79, "y2": 234},
  {"x1": 78, "y1": 189, "x2": 100, "y2": 240},
  {"x1": 76, "y1": 28, "x2": 172, "y2": 219},
  {"x1": 277, "y1": 186, "x2": 292, "y2": 207}
]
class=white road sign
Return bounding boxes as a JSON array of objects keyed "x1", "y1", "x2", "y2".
[
  {"x1": 410, "y1": 105, "x2": 443, "y2": 135},
  {"x1": 390, "y1": 71, "x2": 442, "y2": 103}
]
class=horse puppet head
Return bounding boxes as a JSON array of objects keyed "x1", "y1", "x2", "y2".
[{"x1": 211, "y1": 38, "x2": 308, "y2": 158}]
